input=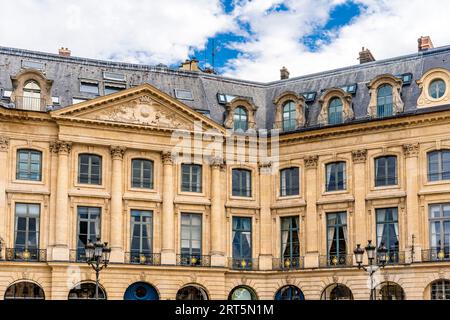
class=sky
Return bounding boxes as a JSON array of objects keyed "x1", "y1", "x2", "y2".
[{"x1": 1, "y1": 0, "x2": 450, "y2": 82}]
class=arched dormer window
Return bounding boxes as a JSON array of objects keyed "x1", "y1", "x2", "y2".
[
  {"x1": 367, "y1": 74, "x2": 404, "y2": 118},
  {"x1": 234, "y1": 107, "x2": 248, "y2": 131},
  {"x1": 318, "y1": 88, "x2": 353, "y2": 125},
  {"x1": 224, "y1": 97, "x2": 257, "y2": 132},
  {"x1": 10, "y1": 69, "x2": 53, "y2": 112},
  {"x1": 273, "y1": 92, "x2": 305, "y2": 131},
  {"x1": 23, "y1": 81, "x2": 42, "y2": 111},
  {"x1": 417, "y1": 68, "x2": 450, "y2": 108}
]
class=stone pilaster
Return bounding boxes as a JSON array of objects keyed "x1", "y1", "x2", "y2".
[
  {"x1": 352, "y1": 149, "x2": 368, "y2": 263},
  {"x1": 110, "y1": 146, "x2": 126, "y2": 263},
  {"x1": 304, "y1": 155, "x2": 319, "y2": 268},
  {"x1": 210, "y1": 156, "x2": 226, "y2": 267},
  {"x1": 258, "y1": 160, "x2": 273, "y2": 270},
  {"x1": 0, "y1": 137, "x2": 9, "y2": 259},
  {"x1": 48, "y1": 142, "x2": 59, "y2": 253},
  {"x1": 161, "y1": 151, "x2": 176, "y2": 265}
]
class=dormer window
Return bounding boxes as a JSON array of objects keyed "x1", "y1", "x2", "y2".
[
  {"x1": 328, "y1": 97, "x2": 343, "y2": 125},
  {"x1": 376, "y1": 84, "x2": 393, "y2": 118},
  {"x1": 10, "y1": 69, "x2": 53, "y2": 112},
  {"x1": 417, "y1": 68, "x2": 450, "y2": 108},
  {"x1": 367, "y1": 74, "x2": 404, "y2": 118},
  {"x1": 234, "y1": 107, "x2": 248, "y2": 131},
  {"x1": 429, "y1": 79, "x2": 446, "y2": 99},
  {"x1": 318, "y1": 88, "x2": 353, "y2": 126},
  {"x1": 282, "y1": 101, "x2": 296, "y2": 131},
  {"x1": 224, "y1": 97, "x2": 257, "y2": 132},
  {"x1": 23, "y1": 81, "x2": 42, "y2": 111},
  {"x1": 273, "y1": 92, "x2": 305, "y2": 131}
]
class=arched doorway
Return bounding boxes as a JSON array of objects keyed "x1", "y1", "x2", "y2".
[
  {"x1": 228, "y1": 286, "x2": 258, "y2": 300},
  {"x1": 176, "y1": 285, "x2": 208, "y2": 300},
  {"x1": 376, "y1": 282, "x2": 405, "y2": 300},
  {"x1": 4, "y1": 281, "x2": 45, "y2": 300},
  {"x1": 124, "y1": 282, "x2": 159, "y2": 300},
  {"x1": 430, "y1": 279, "x2": 450, "y2": 300},
  {"x1": 275, "y1": 285, "x2": 305, "y2": 300},
  {"x1": 68, "y1": 282, "x2": 106, "y2": 300},
  {"x1": 321, "y1": 283, "x2": 353, "y2": 300}
]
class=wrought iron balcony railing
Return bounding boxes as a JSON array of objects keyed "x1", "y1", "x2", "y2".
[
  {"x1": 229, "y1": 258, "x2": 259, "y2": 271},
  {"x1": 319, "y1": 254, "x2": 353, "y2": 268},
  {"x1": 422, "y1": 248, "x2": 450, "y2": 263},
  {"x1": 5, "y1": 248, "x2": 47, "y2": 262},
  {"x1": 272, "y1": 256, "x2": 304, "y2": 271},
  {"x1": 378, "y1": 250, "x2": 405, "y2": 265},
  {"x1": 125, "y1": 252, "x2": 161, "y2": 266},
  {"x1": 14, "y1": 96, "x2": 47, "y2": 112},
  {"x1": 176, "y1": 254, "x2": 211, "y2": 267},
  {"x1": 376, "y1": 103, "x2": 394, "y2": 118}
]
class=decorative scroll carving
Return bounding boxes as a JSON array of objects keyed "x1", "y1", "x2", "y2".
[
  {"x1": 110, "y1": 146, "x2": 126, "y2": 160},
  {"x1": 0, "y1": 137, "x2": 9, "y2": 152},
  {"x1": 403, "y1": 143, "x2": 419, "y2": 158},
  {"x1": 304, "y1": 155, "x2": 319, "y2": 169},
  {"x1": 210, "y1": 156, "x2": 224, "y2": 168},
  {"x1": 55, "y1": 141, "x2": 72, "y2": 154},
  {"x1": 352, "y1": 149, "x2": 367, "y2": 163},
  {"x1": 162, "y1": 151, "x2": 173, "y2": 165}
]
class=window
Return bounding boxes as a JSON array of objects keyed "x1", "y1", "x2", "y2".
[
  {"x1": 4, "y1": 282, "x2": 45, "y2": 300},
  {"x1": 176, "y1": 285, "x2": 208, "y2": 300},
  {"x1": 131, "y1": 159, "x2": 153, "y2": 189},
  {"x1": 328, "y1": 97, "x2": 343, "y2": 125},
  {"x1": 234, "y1": 107, "x2": 248, "y2": 131},
  {"x1": 72, "y1": 97, "x2": 88, "y2": 104},
  {"x1": 232, "y1": 169, "x2": 252, "y2": 197},
  {"x1": 16, "y1": 149, "x2": 42, "y2": 181},
  {"x1": 280, "y1": 167, "x2": 299, "y2": 197},
  {"x1": 377, "y1": 84, "x2": 393, "y2": 118},
  {"x1": 181, "y1": 164, "x2": 202, "y2": 193},
  {"x1": 375, "y1": 156, "x2": 397, "y2": 187},
  {"x1": 104, "y1": 84, "x2": 125, "y2": 95},
  {"x1": 376, "y1": 208, "x2": 399, "y2": 264},
  {"x1": 326, "y1": 162, "x2": 346, "y2": 192},
  {"x1": 302, "y1": 92, "x2": 316, "y2": 102},
  {"x1": 124, "y1": 282, "x2": 159, "y2": 301},
  {"x1": 23, "y1": 81, "x2": 42, "y2": 111},
  {"x1": 431, "y1": 280, "x2": 450, "y2": 300},
  {"x1": 228, "y1": 286, "x2": 257, "y2": 300},
  {"x1": 68, "y1": 283, "x2": 106, "y2": 300},
  {"x1": 78, "y1": 154, "x2": 102, "y2": 185},
  {"x1": 326, "y1": 212, "x2": 347, "y2": 266},
  {"x1": 174, "y1": 89, "x2": 194, "y2": 101},
  {"x1": 282, "y1": 101, "x2": 296, "y2": 131},
  {"x1": 281, "y1": 217, "x2": 300, "y2": 269},
  {"x1": 429, "y1": 79, "x2": 446, "y2": 99},
  {"x1": 14, "y1": 203, "x2": 40, "y2": 261},
  {"x1": 232, "y1": 217, "x2": 252, "y2": 269},
  {"x1": 429, "y1": 204, "x2": 450, "y2": 261},
  {"x1": 130, "y1": 210, "x2": 153, "y2": 263},
  {"x1": 321, "y1": 284, "x2": 353, "y2": 300},
  {"x1": 77, "y1": 207, "x2": 101, "y2": 261},
  {"x1": 180, "y1": 213, "x2": 202, "y2": 265},
  {"x1": 428, "y1": 150, "x2": 450, "y2": 182},
  {"x1": 103, "y1": 71, "x2": 126, "y2": 82},
  {"x1": 80, "y1": 81, "x2": 99, "y2": 95},
  {"x1": 275, "y1": 286, "x2": 304, "y2": 300},
  {"x1": 217, "y1": 93, "x2": 237, "y2": 104},
  {"x1": 377, "y1": 282, "x2": 405, "y2": 300}
]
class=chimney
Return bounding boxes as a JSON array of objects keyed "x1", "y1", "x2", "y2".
[
  {"x1": 58, "y1": 47, "x2": 71, "y2": 57},
  {"x1": 418, "y1": 36, "x2": 434, "y2": 52},
  {"x1": 358, "y1": 47, "x2": 376, "y2": 64},
  {"x1": 179, "y1": 58, "x2": 200, "y2": 72},
  {"x1": 280, "y1": 66, "x2": 290, "y2": 80}
]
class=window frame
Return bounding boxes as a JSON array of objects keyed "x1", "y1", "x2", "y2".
[
  {"x1": 280, "y1": 167, "x2": 300, "y2": 197},
  {"x1": 375, "y1": 207, "x2": 400, "y2": 263},
  {"x1": 16, "y1": 149, "x2": 42, "y2": 182},
  {"x1": 280, "y1": 216, "x2": 300, "y2": 260},
  {"x1": 130, "y1": 209, "x2": 153, "y2": 256},
  {"x1": 76, "y1": 206, "x2": 101, "y2": 261},
  {"x1": 328, "y1": 97, "x2": 343, "y2": 125},
  {"x1": 231, "y1": 168, "x2": 252, "y2": 198},
  {"x1": 180, "y1": 213, "x2": 202, "y2": 256},
  {"x1": 232, "y1": 216, "x2": 252, "y2": 259},
  {"x1": 131, "y1": 159, "x2": 154, "y2": 190},
  {"x1": 180, "y1": 164, "x2": 202, "y2": 193},
  {"x1": 376, "y1": 84, "x2": 394, "y2": 118},
  {"x1": 427, "y1": 150, "x2": 450, "y2": 182},
  {"x1": 282, "y1": 101, "x2": 297, "y2": 132},
  {"x1": 325, "y1": 161, "x2": 346, "y2": 192},
  {"x1": 374, "y1": 156, "x2": 398, "y2": 187},
  {"x1": 78, "y1": 153, "x2": 103, "y2": 185},
  {"x1": 326, "y1": 212, "x2": 348, "y2": 264},
  {"x1": 233, "y1": 106, "x2": 249, "y2": 131},
  {"x1": 14, "y1": 203, "x2": 40, "y2": 251}
]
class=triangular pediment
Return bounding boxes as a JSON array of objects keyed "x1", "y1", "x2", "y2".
[{"x1": 51, "y1": 83, "x2": 225, "y2": 133}]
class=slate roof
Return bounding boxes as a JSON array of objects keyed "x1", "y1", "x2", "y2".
[{"x1": 1, "y1": 44, "x2": 450, "y2": 130}]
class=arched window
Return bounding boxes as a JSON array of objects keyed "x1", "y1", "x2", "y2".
[
  {"x1": 228, "y1": 286, "x2": 257, "y2": 300},
  {"x1": 4, "y1": 281, "x2": 45, "y2": 300},
  {"x1": 275, "y1": 285, "x2": 304, "y2": 300},
  {"x1": 234, "y1": 107, "x2": 248, "y2": 131},
  {"x1": 282, "y1": 101, "x2": 296, "y2": 131},
  {"x1": 428, "y1": 150, "x2": 450, "y2": 182},
  {"x1": 376, "y1": 282, "x2": 405, "y2": 300},
  {"x1": 429, "y1": 79, "x2": 446, "y2": 99},
  {"x1": 68, "y1": 282, "x2": 106, "y2": 300},
  {"x1": 321, "y1": 283, "x2": 353, "y2": 300},
  {"x1": 431, "y1": 280, "x2": 450, "y2": 300},
  {"x1": 176, "y1": 285, "x2": 208, "y2": 300},
  {"x1": 22, "y1": 81, "x2": 42, "y2": 111},
  {"x1": 16, "y1": 149, "x2": 42, "y2": 181},
  {"x1": 328, "y1": 98, "x2": 343, "y2": 125},
  {"x1": 377, "y1": 84, "x2": 393, "y2": 118},
  {"x1": 124, "y1": 282, "x2": 159, "y2": 300}
]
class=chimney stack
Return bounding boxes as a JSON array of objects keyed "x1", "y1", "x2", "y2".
[
  {"x1": 418, "y1": 36, "x2": 434, "y2": 52},
  {"x1": 179, "y1": 58, "x2": 200, "y2": 72},
  {"x1": 58, "y1": 47, "x2": 71, "y2": 57},
  {"x1": 280, "y1": 66, "x2": 290, "y2": 80},
  {"x1": 358, "y1": 47, "x2": 376, "y2": 64}
]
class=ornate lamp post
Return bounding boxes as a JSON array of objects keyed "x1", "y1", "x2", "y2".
[
  {"x1": 85, "y1": 237, "x2": 111, "y2": 300},
  {"x1": 354, "y1": 240, "x2": 388, "y2": 300}
]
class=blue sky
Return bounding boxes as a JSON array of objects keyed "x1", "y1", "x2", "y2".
[{"x1": 1, "y1": 0, "x2": 450, "y2": 81}]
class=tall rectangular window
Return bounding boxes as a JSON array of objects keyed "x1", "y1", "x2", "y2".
[
  {"x1": 181, "y1": 164, "x2": 202, "y2": 193},
  {"x1": 375, "y1": 156, "x2": 397, "y2": 187},
  {"x1": 428, "y1": 151, "x2": 450, "y2": 182},
  {"x1": 280, "y1": 167, "x2": 299, "y2": 197},
  {"x1": 16, "y1": 149, "x2": 42, "y2": 181},
  {"x1": 130, "y1": 210, "x2": 153, "y2": 263},
  {"x1": 232, "y1": 217, "x2": 252, "y2": 269},
  {"x1": 326, "y1": 162, "x2": 346, "y2": 192},
  {"x1": 180, "y1": 213, "x2": 202, "y2": 265},
  {"x1": 429, "y1": 204, "x2": 450, "y2": 261},
  {"x1": 232, "y1": 169, "x2": 252, "y2": 197},
  {"x1": 281, "y1": 216, "x2": 300, "y2": 269},
  {"x1": 376, "y1": 208, "x2": 399, "y2": 264},
  {"x1": 326, "y1": 212, "x2": 347, "y2": 266},
  {"x1": 78, "y1": 154, "x2": 102, "y2": 185},
  {"x1": 14, "y1": 203, "x2": 40, "y2": 260},
  {"x1": 77, "y1": 207, "x2": 101, "y2": 261},
  {"x1": 131, "y1": 159, "x2": 153, "y2": 189}
]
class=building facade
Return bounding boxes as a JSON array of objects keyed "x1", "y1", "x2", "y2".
[{"x1": 0, "y1": 39, "x2": 450, "y2": 300}]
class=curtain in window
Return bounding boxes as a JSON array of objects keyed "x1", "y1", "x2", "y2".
[
  {"x1": 281, "y1": 229, "x2": 289, "y2": 257},
  {"x1": 326, "y1": 164, "x2": 333, "y2": 191}
]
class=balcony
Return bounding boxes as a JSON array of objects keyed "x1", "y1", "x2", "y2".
[
  {"x1": 422, "y1": 248, "x2": 450, "y2": 263},
  {"x1": 272, "y1": 256, "x2": 304, "y2": 271},
  {"x1": 5, "y1": 248, "x2": 47, "y2": 262},
  {"x1": 319, "y1": 254, "x2": 353, "y2": 268},
  {"x1": 228, "y1": 258, "x2": 259, "y2": 271},
  {"x1": 176, "y1": 254, "x2": 211, "y2": 267},
  {"x1": 379, "y1": 250, "x2": 406, "y2": 265},
  {"x1": 125, "y1": 252, "x2": 161, "y2": 266},
  {"x1": 14, "y1": 96, "x2": 47, "y2": 112}
]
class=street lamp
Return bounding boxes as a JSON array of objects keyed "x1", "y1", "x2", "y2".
[
  {"x1": 85, "y1": 237, "x2": 111, "y2": 300},
  {"x1": 354, "y1": 240, "x2": 388, "y2": 300}
]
